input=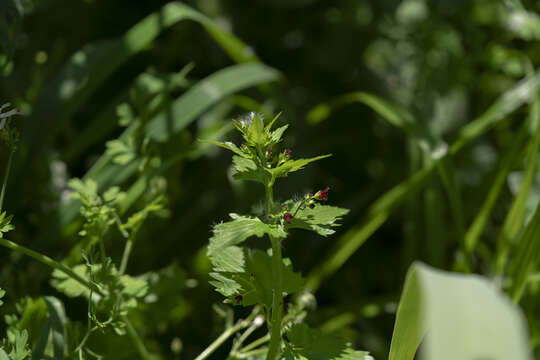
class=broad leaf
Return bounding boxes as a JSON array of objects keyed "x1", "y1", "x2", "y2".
[
  {"x1": 288, "y1": 204, "x2": 349, "y2": 236},
  {"x1": 210, "y1": 249, "x2": 304, "y2": 308},
  {"x1": 235, "y1": 249, "x2": 304, "y2": 307},
  {"x1": 208, "y1": 214, "x2": 286, "y2": 272},
  {"x1": 284, "y1": 323, "x2": 373, "y2": 360},
  {"x1": 388, "y1": 262, "x2": 532, "y2": 360}
]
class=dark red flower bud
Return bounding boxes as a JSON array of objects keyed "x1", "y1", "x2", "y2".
[
  {"x1": 235, "y1": 295, "x2": 243, "y2": 304},
  {"x1": 283, "y1": 212, "x2": 294, "y2": 224},
  {"x1": 284, "y1": 149, "x2": 292, "y2": 156},
  {"x1": 266, "y1": 147, "x2": 272, "y2": 155},
  {"x1": 315, "y1": 187, "x2": 330, "y2": 201}
]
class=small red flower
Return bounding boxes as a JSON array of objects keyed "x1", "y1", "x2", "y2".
[
  {"x1": 283, "y1": 212, "x2": 294, "y2": 224},
  {"x1": 235, "y1": 295, "x2": 243, "y2": 304},
  {"x1": 315, "y1": 187, "x2": 330, "y2": 201},
  {"x1": 284, "y1": 149, "x2": 292, "y2": 156},
  {"x1": 266, "y1": 147, "x2": 273, "y2": 156}
]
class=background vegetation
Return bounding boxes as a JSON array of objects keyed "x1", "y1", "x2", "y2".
[{"x1": 2, "y1": 0, "x2": 540, "y2": 358}]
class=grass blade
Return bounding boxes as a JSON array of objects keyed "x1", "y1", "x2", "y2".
[{"x1": 306, "y1": 71, "x2": 540, "y2": 291}]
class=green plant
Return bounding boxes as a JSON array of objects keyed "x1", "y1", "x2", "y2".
[{"x1": 201, "y1": 112, "x2": 372, "y2": 360}]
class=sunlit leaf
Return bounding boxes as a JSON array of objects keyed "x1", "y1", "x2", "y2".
[{"x1": 389, "y1": 262, "x2": 532, "y2": 360}]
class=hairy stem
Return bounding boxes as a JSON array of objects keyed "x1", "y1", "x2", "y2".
[
  {"x1": 265, "y1": 182, "x2": 283, "y2": 360},
  {"x1": 0, "y1": 150, "x2": 14, "y2": 212}
]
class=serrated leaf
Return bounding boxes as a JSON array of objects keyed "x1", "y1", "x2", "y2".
[
  {"x1": 288, "y1": 205, "x2": 349, "y2": 236},
  {"x1": 210, "y1": 249, "x2": 304, "y2": 307},
  {"x1": 203, "y1": 140, "x2": 247, "y2": 157},
  {"x1": 269, "y1": 124, "x2": 288, "y2": 143},
  {"x1": 246, "y1": 113, "x2": 266, "y2": 146},
  {"x1": 208, "y1": 214, "x2": 286, "y2": 272},
  {"x1": 232, "y1": 156, "x2": 271, "y2": 184},
  {"x1": 270, "y1": 155, "x2": 331, "y2": 179},
  {"x1": 285, "y1": 323, "x2": 373, "y2": 360}
]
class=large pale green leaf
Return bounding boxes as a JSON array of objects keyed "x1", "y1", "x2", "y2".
[
  {"x1": 284, "y1": 323, "x2": 373, "y2": 360},
  {"x1": 389, "y1": 262, "x2": 532, "y2": 360},
  {"x1": 207, "y1": 214, "x2": 286, "y2": 272}
]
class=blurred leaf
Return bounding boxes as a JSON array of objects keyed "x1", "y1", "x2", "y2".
[
  {"x1": 464, "y1": 127, "x2": 527, "y2": 254},
  {"x1": 495, "y1": 94, "x2": 540, "y2": 274},
  {"x1": 389, "y1": 262, "x2": 532, "y2": 360},
  {"x1": 509, "y1": 201, "x2": 540, "y2": 303},
  {"x1": 20, "y1": 1, "x2": 260, "y2": 164},
  {"x1": 60, "y1": 62, "x2": 281, "y2": 228},
  {"x1": 307, "y1": 70, "x2": 540, "y2": 291},
  {"x1": 51, "y1": 265, "x2": 91, "y2": 298},
  {"x1": 284, "y1": 323, "x2": 373, "y2": 360}
]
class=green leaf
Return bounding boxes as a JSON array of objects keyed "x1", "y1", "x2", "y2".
[
  {"x1": 234, "y1": 249, "x2": 304, "y2": 307},
  {"x1": 284, "y1": 323, "x2": 373, "y2": 360},
  {"x1": 202, "y1": 140, "x2": 247, "y2": 157},
  {"x1": 307, "y1": 70, "x2": 540, "y2": 291},
  {"x1": 51, "y1": 265, "x2": 91, "y2": 298},
  {"x1": 144, "y1": 64, "x2": 281, "y2": 142},
  {"x1": 508, "y1": 202, "x2": 540, "y2": 302},
  {"x1": 388, "y1": 262, "x2": 532, "y2": 360},
  {"x1": 43, "y1": 297, "x2": 68, "y2": 360},
  {"x1": 19, "y1": 1, "x2": 260, "y2": 165},
  {"x1": 210, "y1": 249, "x2": 304, "y2": 307},
  {"x1": 59, "y1": 62, "x2": 281, "y2": 229},
  {"x1": 0, "y1": 288, "x2": 4, "y2": 307},
  {"x1": 495, "y1": 94, "x2": 540, "y2": 274},
  {"x1": 8, "y1": 329, "x2": 31, "y2": 360},
  {"x1": 232, "y1": 156, "x2": 271, "y2": 184},
  {"x1": 270, "y1": 155, "x2": 331, "y2": 180},
  {"x1": 208, "y1": 214, "x2": 286, "y2": 272},
  {"x1": 288, "y1": 204, "x2": 349, "y2": 236},
  {"x1": 0, "y1": 212, "x2": 14, "y2": 237}
]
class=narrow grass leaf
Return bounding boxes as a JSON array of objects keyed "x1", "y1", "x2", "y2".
[{"x1": 307, "y1": 71, "x2": 540, "y2": 291}]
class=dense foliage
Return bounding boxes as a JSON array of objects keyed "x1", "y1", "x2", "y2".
[{"x1": 2, "y1": 0, "x2": 540, "y2": 359}]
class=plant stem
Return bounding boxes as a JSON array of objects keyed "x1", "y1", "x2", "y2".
[
  {"x1": 0, "y1": 237, "x2": 104, "y2": 296},
  {"x1": 267, "y1": 236, "x2": 283, "y2": 360},
  {"x1": 265, "y1": 181, "x2": 283, "y2": 360},
  {"x1": 238, "y1": 333, "x2": 270, "y2": 353},
  {"x1": 0, "y1": 150, "x2": 14, "y2": 212},
  {"x1": 195, "y1": 307, "x2": 260, "y2": 360},
  {"x1": 124, "y1": 316, "x2": 152, "y2": 360}
]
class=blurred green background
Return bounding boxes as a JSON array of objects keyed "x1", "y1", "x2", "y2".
[{"x1": 2, "y1": 0, "x2": 540, "y2": 358}]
